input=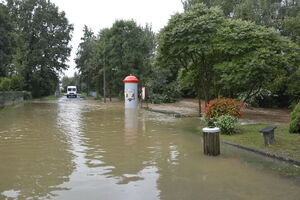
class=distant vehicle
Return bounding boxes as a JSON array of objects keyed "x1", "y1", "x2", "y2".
[{"x1": 67, "y1": 86, "x2": 77, "y2": 98}]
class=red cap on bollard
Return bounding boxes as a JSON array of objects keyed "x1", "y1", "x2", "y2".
[{"x1": 123, "y1": 75, "x2": 139, "y2": 83}]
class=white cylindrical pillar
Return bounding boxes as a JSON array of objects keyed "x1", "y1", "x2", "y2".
[{"x1": 123, "y1": 75, "x2": 139, "y2": 109}]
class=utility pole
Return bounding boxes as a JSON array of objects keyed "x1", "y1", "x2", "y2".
[{"x1": 103, "y1": 41, "x2": 106, "y2": 103}]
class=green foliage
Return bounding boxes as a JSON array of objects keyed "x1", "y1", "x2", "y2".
[
  {"x1": 75, "y1": 25, "x2": 96, "y2": 93},
  {"x1": 75, "y1": 20, "x2": 156, "y2": 99},
  {"x1": 289, "y1": 101, "x2": 300, "y2": 134},
  {"x1": 61, "y1": 73, "x2": 80, "y2": 92},
  {"x1": 215, "y1": 115, "x2": 237, "y2": 135},
  {"x1": 182, "y1": 0, "x2": 300, "y2": 32},
  {"x1": 0, "y1": 3, "x2": 15, "y2": 77},
  {"x1": 4, "y1": 0, "x2": 73, "y2": 97},
  {"x1": 0, "y1": 75, "x2": 24, "y2": 91},
  {"x1": 10, "y1": 75, "x2": 24, "y2": 91},
  {"x1": 157, "y1": 3, "x2": 225, "y2": 103},
  {"x1": 0, "y1": 77, "x2": 11, "y2": 91},
  {"x1": 179, "y1": 1, "x2": 300, "y2": 107},
  {"x1": 280, "y1": 14, "x2": 300, "y2": 46},
  {"x1": 215, "y1": 19, "x2": 300, "y2": 103},
  {"x1": 145, "y1": 66, "x2": 181, "y2": 104},
  {"x1": 23, "y1": 91, "x2": 32, "y2": 100},
  {"x1": 204, "y1": 117, "x2": 217, "y2": 128}
]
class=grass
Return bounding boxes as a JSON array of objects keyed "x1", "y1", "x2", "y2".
[
  {"x1": 0, "y1": 104, "x2": 16, "y2": 113},
  {"x1": 41, "y1": 95, "x2": 59, "y2": 100},
  {"x1": 221, "y1": 124, "x2": 300, "y2": 161},
  {"x1": 195, "y1": 123, "x2": 300, "y2": 176}
]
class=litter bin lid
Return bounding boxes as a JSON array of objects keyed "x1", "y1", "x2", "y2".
[{"x1": 203, "y1": 127, "x2": 220, "y2": 133}]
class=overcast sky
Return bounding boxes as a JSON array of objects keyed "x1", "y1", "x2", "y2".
[{"x1": 51, "y1": 0, "x2": 184, "y2": 77}]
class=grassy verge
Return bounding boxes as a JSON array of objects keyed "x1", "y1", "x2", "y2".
[
  {"x1": 0, "y1": 104, "x2": 16, "y2": 113},
  {"x1": 221, "y1": 124, "x2": 300, "y2": 161},
  {"x1": 41, "y1": 95, "x2": 59, "y2": 100}
]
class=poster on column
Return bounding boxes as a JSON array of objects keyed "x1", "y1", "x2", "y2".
[{"x1": 125, "y1": 89, "x2": 135, "y2": 102}]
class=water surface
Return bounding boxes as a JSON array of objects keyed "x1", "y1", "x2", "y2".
[{"x1": 0, "y1": 100, "x2": 299, "y2": 199}]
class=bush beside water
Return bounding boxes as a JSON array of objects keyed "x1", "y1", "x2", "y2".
[
  {"x1": 204, "y1": 97, "x2": 244, "y2": 135},
  {"x1": 215, "y1": 115, "x2": 237, "y2": 135},
  {"x1": 289, "y1": 101, "x2": 300, "y2": 134}
]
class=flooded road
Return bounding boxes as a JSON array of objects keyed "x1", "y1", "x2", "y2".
[{"x1": 0, "y1": 100, "x2": 299, "y2": 199}]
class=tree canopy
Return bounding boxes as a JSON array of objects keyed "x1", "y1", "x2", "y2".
[
  {"x1": 75, "y1": 20, "x2": 155, "y2": 99},
  {"x1": 182, "y1": 0, "x2": 300, "y2": 44},
  {"x1": 0, "y1": 0, "x2": 73, "y2": 97},
  {"x1": 0, "y1": 3, "x2": 14, "y2": 77},
  {"x1": 157, "y1": 3, "x2": 300, "y2": 113}
]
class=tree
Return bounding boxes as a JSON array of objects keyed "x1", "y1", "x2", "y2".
[
  {"x1": 0, "y1": 3, "x2": 15, "y2": 77},
  {"x1": 61, "y1": 73, "x2": 80, "y2": 92},
  {"x1": 289, "y1": 101, "x2": 300, "y2": 133},
  {"x1": 182, "y1": 0, "x2": 239, "y2": 16},
  {"x1": 75, "y1": 25, "x2": 96, "y2": 94},
  {"x1": 182, "y1": 0, "x2": 300, "y2": 40},
  {"x1": 158, "y1": 4, "x2": 300, "y2": 115},
  {"x1": 6, "y1": 0, "x2": 73, "y2": 97},
  {"x1": 104, "y1": 20, "x2": 155, "y2": 98},
  {"x1": 280, "y1": 13, "x2": 300, "y2": 46},
  {"x1": 215, "y1": 19, "x2": 299, "y2": 103},
  {"x1": 75, "y1": 20, "x2": 156, "y2": 100},
  {"x1": 157, "y1": 4, "x2": 225, "y2": 115}
]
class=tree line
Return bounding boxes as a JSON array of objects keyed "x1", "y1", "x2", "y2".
[
  {"x1": 74, "y1": 21, "x2": 156, "y2": 100},
  {"x1": 75, "y1": 0, "x2": 299, "y2": 110},
  {"x1": 0, "y1": 0, "x2": 73, "y2": 97},
  {"x1": 1, "y1": 0, "x2": 299, "y2": 108}
]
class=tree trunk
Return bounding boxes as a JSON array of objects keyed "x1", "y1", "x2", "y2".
[
  {"x1": 109, "y1": 86, "x2": 112, "y2": 102},
  {"x1": 198, "y1": 85, "x2": 202, "y2": 117}
]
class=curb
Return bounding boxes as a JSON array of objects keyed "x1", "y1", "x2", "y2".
[
  {"x1": 222, "y1": 141, "x2": 300, "y2": 167},
  {"x1": 142, "y1": 106, "x2": 300, "y2": 166},
  {"x1": 141, "y1": 107, "x2": 198, "y2": 118}
]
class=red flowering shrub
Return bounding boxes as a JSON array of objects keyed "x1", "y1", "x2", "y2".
[{"x1": 205, "y1": 98, "x2": 244, "y2": 118}]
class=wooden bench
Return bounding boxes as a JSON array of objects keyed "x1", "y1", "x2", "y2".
[{"x1": 259, "y1": 126, "x2": 276, "y2": 146}]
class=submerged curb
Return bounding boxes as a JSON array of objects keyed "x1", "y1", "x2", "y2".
[
  {"x1": 142, "y1": 107, "x2": 300, "y2": 166},
  {"x1": 222, "y1": 141, "x2": 300, "y2": 167},
  {"x1": 142, "y1": 107, "x2": 197, "y2": 118}
]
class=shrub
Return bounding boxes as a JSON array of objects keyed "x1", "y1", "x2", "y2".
[
  {"x1": 0, "y1": 77, "x2": 12, "y2": 91},
  {"x1": 148, "y1": 82, "x2": 180, "y2": 104},
  {"x1": 205, "y1": 117, "x2": 217, "y2": 128},
  {"x1": 215, "y1": 115, "x2": 237, "y2": 135},
  {"x1": 23, "y1": 91, "x2": 32, "y2": 100},
  {"x1": 10, "y1": 75, "x2": 24, "y2": 91},
  {"x1": 205, "y1": 97, "x2": 244, "y2": 118},
  {"x1": 289, "y1": 101, "x2": 300, "y2": 133}
]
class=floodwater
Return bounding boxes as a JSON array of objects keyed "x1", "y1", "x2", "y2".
[{"x1": 0, "y1": 100, "x2": 299, "y2": 200}]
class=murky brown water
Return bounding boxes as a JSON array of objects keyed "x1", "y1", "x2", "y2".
[{"x1": 0, "y1": 100, "x2": 299, "y2": 200}]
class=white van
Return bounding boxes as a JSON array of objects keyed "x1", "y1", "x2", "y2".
[{"x1": 67, "y1": 86, "x2": 77, "y2": 98}]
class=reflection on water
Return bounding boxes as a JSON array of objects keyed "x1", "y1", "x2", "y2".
[
  {"x1": 0, "y1": 100, "x2": 299, "y2": 200},
  {"x1": 124, "y1": 109, "x2": 138, "y2": 145},
  {"x1": 0, "y1": 102, "x2": 74, "y2": 199}
]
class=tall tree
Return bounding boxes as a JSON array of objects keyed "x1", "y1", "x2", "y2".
[
  {"x1": 0, "y1": 3, "x2": 15, "y2": 77},
  {"x1": 75, "y1": 25, "x2": 96, "y2": 94},
  {"x1": 158, "y1": 4, "x2": 299, "y2": 114},
  {"x1": 6, "y1": 0, "x2": 73, "y2": 97},
  {"x1": 157, "y1": 4, "x2": 225, "y2": 115},
  {"x1": 104, "y1": 20, "x2": 155, "y2": 97},
  {"x1": 215, "y1": 19, "x2": 299, "y2": 103},
  {"x1": 182, "y1": 0, "x2": 300, "y2": 42},
  {"x1": 76, "y1": 20, "x2": 156, "y2": 99}
]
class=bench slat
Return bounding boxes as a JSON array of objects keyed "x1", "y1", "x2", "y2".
[{"x1": 260, "y1": 126, "x2": 277, "y2": 133}]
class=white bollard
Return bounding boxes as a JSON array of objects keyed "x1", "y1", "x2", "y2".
[{"x1": 123, "y1": 75, "x2": 139, "y2": 109}]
